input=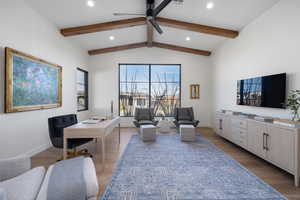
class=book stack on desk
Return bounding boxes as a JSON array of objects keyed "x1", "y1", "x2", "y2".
[{"x1": 82, "y1": 119, "x2": 100, "y2": 124}]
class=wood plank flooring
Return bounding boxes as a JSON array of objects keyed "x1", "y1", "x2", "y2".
[{"x1": 32, "y1": 128, "x2": 300, "y2": 199}]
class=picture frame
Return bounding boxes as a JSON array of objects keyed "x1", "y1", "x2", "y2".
[
  {"x1": 5, "y1": 47, "x2": 62, "y2": 113},
  {"x1": 190, "y1": 84, "x2": 200, "y2": 99}
]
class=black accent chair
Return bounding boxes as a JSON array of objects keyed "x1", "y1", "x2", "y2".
[
  {"x1": 133, "y1": 108, "x2": 158, "y2": 128},
  {"x1": 173, "y1": 107, "x2": 199, "y2": 128},
  {"x1": 48, "y1": 114, "x2": 93, "y2": 159}
]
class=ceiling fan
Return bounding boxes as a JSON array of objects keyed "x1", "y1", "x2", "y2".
[{"x1": 113, "y1": 0, "x2": 173, "y2": 34}]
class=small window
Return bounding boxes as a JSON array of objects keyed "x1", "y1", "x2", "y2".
[{"x1": 77, "y1": 68, "x2": 88, "y2": 111}]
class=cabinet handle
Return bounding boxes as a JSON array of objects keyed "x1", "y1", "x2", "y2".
[
  {"x1": 263, "y1": 133, "x2": 266, "y2": 150},
  {"x1": 219, "y1": 120, "x2": 223, "y2": 130},
  {"x1": 265, "y1": 133, "x2": 269, "y2": 151}
]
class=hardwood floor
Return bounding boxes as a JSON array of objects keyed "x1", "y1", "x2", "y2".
[{"x1": 32, "y1": 128, "x2": 300, "y2": 199}]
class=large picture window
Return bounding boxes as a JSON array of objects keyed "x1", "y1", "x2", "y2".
[
  {"x1": 119, "y1": 64, "x2": 181, "y2": 117},
  {"x1": 77, "y1": 68, "x2": 88, "y2": 111}
]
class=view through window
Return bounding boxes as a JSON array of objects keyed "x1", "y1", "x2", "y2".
[
  {"x1": 119, "y1": 64, "x2": 181, "y2": 117},
  {"x1": 77, "y1": 68, "x2": 88, "y2": 111}
]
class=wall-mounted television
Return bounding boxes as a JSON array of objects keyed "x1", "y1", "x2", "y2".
[{"x1": 237, "y1": 73, "x2": 286, "y2": 109}]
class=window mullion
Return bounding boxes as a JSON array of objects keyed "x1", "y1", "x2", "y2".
[{"x1": 149, "y1": 64, "x2": 151, "y2": 111}]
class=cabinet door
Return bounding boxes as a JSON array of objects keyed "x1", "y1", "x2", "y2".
[
  {"x1": 214, "y1": 117, "x2": 224, "y2": 137},
  {"x1": 223, "y1": 115, "x2": 232, "y2": 141},
  {"x1": 247, "y1": 120, "x2": 267, "y2": 159},
  {"x1": 266, "y1": 126, "x2": 295, "y2": 172},
  {"x1": 213, "y1": 118, "x2": 220, "y2": 134}
]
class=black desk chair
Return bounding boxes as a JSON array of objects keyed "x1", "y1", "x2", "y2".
[
  {"x1": 133, "y1": 108, "x2": 158, "y2": 128},
  {"x1": 48, "y1": 114, "x2": 93, "y2": 160},
  {"x1": 173, "y1": 107, "x2": 199, "y2": 128}
]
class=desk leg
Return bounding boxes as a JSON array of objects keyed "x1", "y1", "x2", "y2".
[
  {"x1": 101, "y1": 137, "x2": 105, "y2": 171},
  {"x1": 63, "y1": 137, "x2": 67, "y2": 160}
]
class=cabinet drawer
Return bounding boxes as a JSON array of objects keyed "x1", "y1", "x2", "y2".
[
  {"x1": 238, "y1": 128, "x2": 247, "y2": 138},
  {"x1": 237, "y1": 137, "x2": 247, "y2": 148},
  {"x1": 231, "y1": 118, "x2": 248, "y2": 129},
  {"x1": 232, "y1": 127, "x2": 248, "y2": 147},
  {"x1": 232, "y1": 127, "x2": 247, "y2": 136}
]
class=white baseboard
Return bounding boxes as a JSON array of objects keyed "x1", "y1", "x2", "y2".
[{"x1": 24, "y1": 143, "x2": 51, "y2": 158}]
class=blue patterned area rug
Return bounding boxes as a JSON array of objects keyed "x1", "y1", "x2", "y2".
[{"x1": 101, "y1": 134, "x2": 287, "y2": 200}]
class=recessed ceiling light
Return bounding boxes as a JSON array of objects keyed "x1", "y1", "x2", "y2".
[
  {"x1": 87, "y1": 0, "x2": 95, "y2": 7},
  {"x1": 186, "y1": 36, "x2": 191, "y2": 41},
  {"x1": 206, "y1": 2, "x2": 214, "y2": 10},
  {"x1": 109, "y1": 36, "x2": 115, "y2": 41}
]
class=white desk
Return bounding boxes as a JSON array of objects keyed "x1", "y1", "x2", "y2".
[{"x1": 63, "y1": 117, "x2": 121, "y2": 166}]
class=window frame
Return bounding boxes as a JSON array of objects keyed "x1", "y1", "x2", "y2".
[
  {"x1": 77, "y1": 68, "x2": 89, "y2": 112},
  {"x1": 118, "y1": 63, "x2": 181, "y2": 117}
]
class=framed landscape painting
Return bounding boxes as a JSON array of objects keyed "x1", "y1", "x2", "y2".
[{"x1": 5, "y1": 48, "x2": 62, "y2": 113}]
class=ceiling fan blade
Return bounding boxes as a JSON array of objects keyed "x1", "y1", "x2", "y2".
[
  {"x1": 149, "y1": 19, "x2": 163, "y2": 34},
  {"x1": 153, "y1": 0, "x2": 173, "y2": 16},
  {"x1": 113, "y1": 13, "x2": 145, "y2": 16}
]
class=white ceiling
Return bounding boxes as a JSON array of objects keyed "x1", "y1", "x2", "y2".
[
  {"x1": 69, "y1": 26, "x2": 147, "y2": 51},
  {"x1": 26, "y1": 0, "x2": 280, "y2": 53}
]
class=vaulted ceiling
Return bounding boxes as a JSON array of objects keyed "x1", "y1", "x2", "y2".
[{"x1": 26, "y1": 0, "x2": 280, "y2": 56}]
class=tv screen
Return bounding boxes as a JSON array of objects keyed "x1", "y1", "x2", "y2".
[{"x1": 237, "y1": 73, "x2": 286, "y2": 109}]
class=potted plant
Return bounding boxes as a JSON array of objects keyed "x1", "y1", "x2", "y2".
[{"x1": 286, "y1": 90, "x2": 300, "y2": 121}]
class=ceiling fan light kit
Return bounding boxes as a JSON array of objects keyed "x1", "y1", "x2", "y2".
[{"x1": 114, "y1": 0, "x2": 173, "y2": 34}]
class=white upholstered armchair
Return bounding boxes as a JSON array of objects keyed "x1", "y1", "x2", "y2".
[{"x1": 0, "y1": 156, "x2": 99, "y2": 200}]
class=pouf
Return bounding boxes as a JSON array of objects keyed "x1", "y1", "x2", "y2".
[
  {"x1": 180, "y1": 125, "x2": 196, "y2": 142},
  {"x1": 140, "y1": 125, "x2": 156, "y2": 142}
]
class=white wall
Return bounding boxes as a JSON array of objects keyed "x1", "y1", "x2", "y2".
[
  {"x1": 2, "y1": 0, "x2": 297, "y2": 158},
  {"x1": 0, "y1": 0, "x2": 90, "y2": 158},
  {"x1": 212, "y1": 0, "x2": 300, "y2": 119},
  {"x1": 89, "y1": 48, "x2": 212, "y2": 127}
]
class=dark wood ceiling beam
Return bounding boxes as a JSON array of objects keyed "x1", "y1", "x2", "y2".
[
  {"x1": 60, "y1": 17, "x2": 238, "y2": 39},
  {"x1": 88, "y1": 42, "x2": 212, "y2": 56},
  {"x1": 61, "y1": 17, "x2": 147, "y2": 37},
  {"x1": 152, "y1": 42, "x2": 211, "y2": 56},
  {"x1": 156, "y1": 17, "x2": 239, "y2": 38},
  {"x1": 147, "y1": 21, "x2": 154, "y2": 47},
  {"x1": 88, "y1": 42, "x2": 148, "y2": 55}
]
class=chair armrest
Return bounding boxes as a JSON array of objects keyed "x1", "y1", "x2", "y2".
[
  {"x1": 0, "y1": 156, "x2": 31, "y2": 182},
  {"x1": 193, "y1": 120, "x2": 200, "y2": 127},
  {"x1": 83, "y1": 158, "x2": 99, "y2": 199},
  {"x1": 173, "y1": 120, "x2": 179, "y2": 127},
  {"x1": 133, "y1": 120, "x2": 140, "y2": 128},
  {"x1": 36, "y1": 157, "x2": 98, "y2": 200}
]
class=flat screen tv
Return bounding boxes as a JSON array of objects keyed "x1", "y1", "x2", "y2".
[{"x1": 237, "y1": 73, "x2": 286, "y2": 109}]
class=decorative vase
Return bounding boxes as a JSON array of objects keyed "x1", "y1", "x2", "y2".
[{"x1": 292, "y1": 110, "x2": 300, "y2": 122}]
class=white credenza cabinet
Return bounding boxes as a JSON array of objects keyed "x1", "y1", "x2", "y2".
[{"x1": 214, "y1": 112, "x2": 300, "y2": 186}]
